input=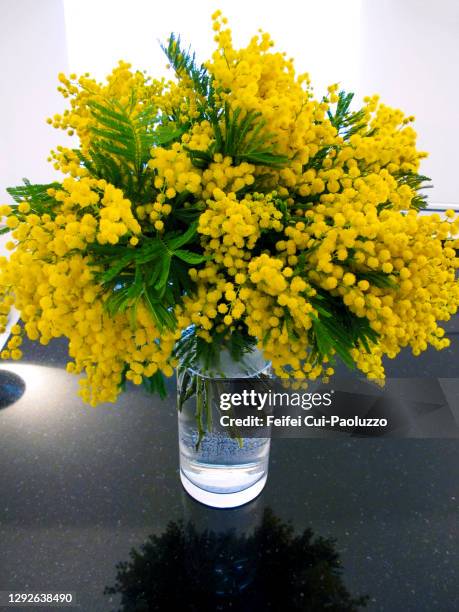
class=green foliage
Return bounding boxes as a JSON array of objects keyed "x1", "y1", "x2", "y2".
[
  {"x1": 174, "y1": 323, "x2": 257, "y2": 373},
  {"x1": 177, "y1": 368, "x2": 197, "y2": 412},
  {"x1": 309, "y1": 290, "x2": 379, "y2": 369},
  {"x1": 222, "y1": 104, "x2": 287, "y2": 166},
  {"x1": 304, "y1": 146, "x2": 338, "y2": 172},
  {"x1": 89, "y1": 99, "x2": 155, "y2": 169},
  {"x1": 88, "y1": 222, "x2": 205, "y2": 332},
  {"x1": 303, "y1": 91, "x2": 367, "y2": 172},
  {"x1": 78, "y1": 95, "x2": 163, "y2": 200},
  {"x1": 143, "y1": 370, "x2": 167, "y2": 399},
  {"x1": 161, "y1": 33, "x2": 212, "y2": 100},
  {"x1": 153, "y1": 123, "x2": 189, "y2": 147},
  {"x1": 327, "y1": 91, "x2": 367, "y2": 140},
  {"x1": 7, "y1": 179, "x2": 61, "y2": 217},
  {"x1": 394, "y1": 170, "x2": 431, "y2": 211},
  {"x1": 185, "y1": 103, "x2": 289, "y2": 168}
]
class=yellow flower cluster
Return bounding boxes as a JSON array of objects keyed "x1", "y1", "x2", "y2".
[
  {"x1": 198, "y1": 190, "x2": 282, "y2": 253},
  {"x1": 149, "y1": 143, "x2": 202, "y2": 197},
  {"x1": 49, "y1": 61, "x2": 164, "y2": 154},
  {"x1": 208, "y1": 11, "x2": 327, "y2": 163},
  {"x1": 177, "y1": 11, "x2": 458, "y2": 379},
  {"x1": 0, "y1": 179, "x2": 177, "y2": 405},
  {"x1": 28, "y1": 177, "x2": 142, "y2": 256},
  {"x1": 1, "y1": 11, "x2": 458, "y2": 406}
]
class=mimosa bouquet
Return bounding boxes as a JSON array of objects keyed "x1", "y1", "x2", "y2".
[{"x1": 1, "y1": 11, "x2": 458, "y2": 406}]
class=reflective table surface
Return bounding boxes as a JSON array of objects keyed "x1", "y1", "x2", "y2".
[{"x1": 0, "y1": 320, "x2": 458, "y2": 611}]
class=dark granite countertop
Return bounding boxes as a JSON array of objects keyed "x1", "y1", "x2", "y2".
[{"x1": 0, "y1": 320, "x2": 458, "y2": 611}]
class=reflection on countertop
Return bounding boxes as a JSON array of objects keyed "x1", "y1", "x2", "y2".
[
  {"x1": 0, "y1": 331, "x2": 458, "y2": 611},
  {"x1": 105, "y1": 507, "x2": 369, "y2": 611}
]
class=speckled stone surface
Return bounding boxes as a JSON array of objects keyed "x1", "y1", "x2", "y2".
[{"x1": 0, "y1": 325, "x2": 458, "y2": 611}]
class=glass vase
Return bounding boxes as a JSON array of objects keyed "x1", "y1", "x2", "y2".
[{"x1": 177, "y1": 349, "x2": 271, "y2": 508}]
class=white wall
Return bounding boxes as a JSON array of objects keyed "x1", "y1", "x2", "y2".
[
  {"x1": 0, "y1": 0, "x2": 68, "y2": 348},
  {"x1": 64, "y1": 0, "x2": 362, "y2": 94},
  {"x1": 0, "y1": 0, "x2": 68, "y2": 202},
  {"x1": 360, "y1": 0, "x2": 459, "y2": 209},
  {"x1": 1, "y1": 0, "x2": 457, "y2": 210}
]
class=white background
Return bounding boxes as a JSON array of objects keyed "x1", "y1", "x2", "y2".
[{"x1": 1, "y1": 0, "x2": 458, "y2": 209}]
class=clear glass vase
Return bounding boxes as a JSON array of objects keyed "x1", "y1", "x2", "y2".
[{"x1": 177, "y1": 349, "x2": 271, "y2": 508}]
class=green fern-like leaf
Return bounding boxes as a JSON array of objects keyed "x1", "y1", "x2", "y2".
[
  {"x1": 88, "y1": 99, "x2": 157, "y2": 168},
  {"x1": 309, "y1": 289, "x2": 379, "y2": 368},
  {"x1": 161, "y1": 33, "x2": 211, "y2": 100},
  {"x1": 173, "y1": 323, "x2": 256, "y2": 373},
  {"x1": 186, "y1": 104, "x2": 288, "y2": 169},
  {"x1": 393, "y1": 170, "x2": 431, "y2": 211},
  {"x1": 76, "y1": 97, "x2": 159, "y2": 200},
  {"x1": 88, "y1": 222, "x2": 203, "y2": 332},
  {"x1": 327, "y1": 91, "x2": 368, "y2": 140},
  {"x1": 6, "y1": 179, "x2": 61, "y2": 217}
]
